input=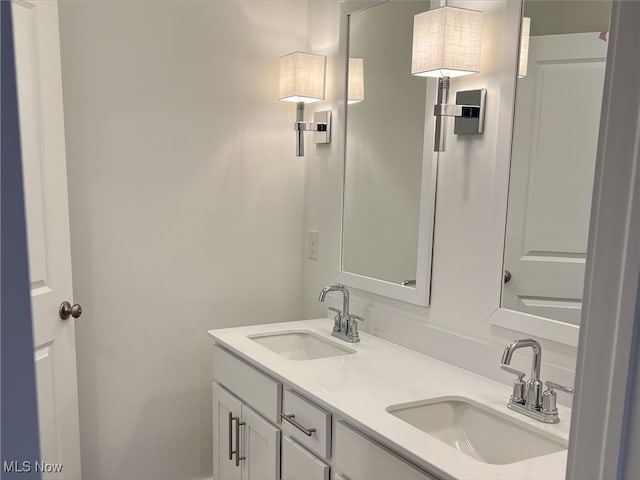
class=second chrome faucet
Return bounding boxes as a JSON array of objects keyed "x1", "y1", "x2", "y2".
[
  {"x1": 501, "y1": 339, "x2": 574, "y2": 423},
  {"x1": 318, "y1": 284, "x2": 364, "y2": 343}
]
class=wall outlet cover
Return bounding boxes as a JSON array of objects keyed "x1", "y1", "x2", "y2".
[{"x1": 308, "y1": 230, "x2": 319, "y2": 261}]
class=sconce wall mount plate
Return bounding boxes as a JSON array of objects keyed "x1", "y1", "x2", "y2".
[
  {"x1": 453, "y1": 89, "x2": 486, "y2": 135},
  {"x1": 313, "y1": 111, "x2": 331, "y2": 144}
]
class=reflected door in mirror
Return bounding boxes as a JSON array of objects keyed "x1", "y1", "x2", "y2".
[{"x1": 502, "y1": 1, "x2": 610, "y2": 326}]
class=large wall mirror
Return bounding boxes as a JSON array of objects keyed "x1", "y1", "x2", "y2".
[
  {"x1": 337, "y1": 0, "x2": 437, "y2": 306},
  {"x1": 492, "y1": 0, "x2": 612, "y2": 345}
]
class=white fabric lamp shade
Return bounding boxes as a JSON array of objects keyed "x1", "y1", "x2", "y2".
[
  {"x1": 518, "y1": 17, "x2": 531, "y2": 78},
  {"x1": 279, "y1": 52, "x2": 326, "y2": 103},
  {"x1": 411, "y1": 6, "x2": 483, "y2": 78},
  {"x1": 348, "y1": 58, "x2": 364, "y2": 104}
]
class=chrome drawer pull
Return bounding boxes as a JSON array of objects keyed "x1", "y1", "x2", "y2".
[
  {"x1": 228, "y1": 412, "x2": 234, "y2": 460},
  {"x1": 234, "y1": 416, "x2": 246, "y2": 467},
  {"x1": 280, "y1": 413, "x2": 316, "y2": 437}
]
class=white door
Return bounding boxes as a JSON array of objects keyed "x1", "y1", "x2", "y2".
[
  {"x1": 503, "y1": 32, "x2": 607, "y2": 325},
  {"x1": 12, "y1": 1, "x2": 81, "y2": 478},
  {"x1": 241, "y1": 406, "x2": 280, "y2": 480},
  {"x1": 213, "y1": 383, "x2": 243, "y2": 480}
]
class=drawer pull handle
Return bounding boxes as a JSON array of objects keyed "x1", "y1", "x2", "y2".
[
  {"x1": 234, "y1": 416, "x2": 246, "y2": 467},
  {"x1": 281, "y1": 413, "x2": 316, "y2": 437},
  {"x1": 228, "y1": 412, "x2": 234, "y2": 460},
  {"x1": 229, "y1": 414, "x2": 246, "y2": 466}
]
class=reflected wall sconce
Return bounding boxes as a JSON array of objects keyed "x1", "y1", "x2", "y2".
[
  {"x1": 411, "y1": 6, "x2": 486, "y2": 152},
  {"x1": 348, "y1": 58, "x2": 364, "y2": 104},
  {"x1": 278, "y1": 51, "x2": 331, "y2": 157},
  {"x1": 518, "y1": 17, "x2": 531, "y2": 78}
]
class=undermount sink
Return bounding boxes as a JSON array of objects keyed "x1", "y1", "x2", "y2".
[
  {"x1": 249, "y1": 330, "x2": 356, "y2": 361},
  {"x1": 387, "y1": 397, "x2": 567, "y2": 465}
]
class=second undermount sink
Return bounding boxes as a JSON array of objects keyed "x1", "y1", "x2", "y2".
[
  {"x1": 387, "y1": 397, "x2": 567, "y2": 465},
  {"x1": 249, "y1": 330, "x2": 356, "y2": 361}
]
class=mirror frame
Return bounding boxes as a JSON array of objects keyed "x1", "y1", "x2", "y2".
[
  {"x1": 335, "y1": 0, "x2": 438, "y2": 307},
  {"x1": 487, "y1": 0, "x2": 580, "y2": 348}
]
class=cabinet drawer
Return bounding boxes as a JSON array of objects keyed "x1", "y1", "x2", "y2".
[
  {"x1": 282, "y1": 436, "x2": 330, "y2": 480},
  {"x1": 212, "y1": 345, "x2": 281, "y2": 424},
  {"x1": 334, "y1": 421, "x2": 437, "y2": 480},
  {"x1": 282, "y1": 389, "x2": 331, "y2": 459}
]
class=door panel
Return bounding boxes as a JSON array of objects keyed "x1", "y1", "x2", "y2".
[
  {"x1": 213, "y1": 383, "x2": 243, "y2": 480},
  {"x1": 34, "y1": 346, "x2": 59, "y2": 474},
  {"x1": 281, "y1": 436, "x2": 329, "y2": 480},
  {"x1": 12, "y1": 1, "x2": 80, "y2": 477},
  {"x1": 241, "y1": 406, "x2": 280, "y2": 480},
  {"x1": 503, "y1": 32, "x2": 607, "y2": 324}
]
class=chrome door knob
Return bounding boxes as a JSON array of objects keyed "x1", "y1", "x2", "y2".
[{"x1": 59, "y1": 301, "x2": 83, "y2": 320}]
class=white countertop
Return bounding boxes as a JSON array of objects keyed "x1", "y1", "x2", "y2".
[{"x1": 208, "y1": 318, "x2": 570, "y2": 480}]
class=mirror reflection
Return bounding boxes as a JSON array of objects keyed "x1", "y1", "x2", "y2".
[
  {"x1": 502, "y1": 1, "x2": 611, "y2": 325},
  {"x1": 342, "y1": 1, "x2": 429, "y2": 286}
]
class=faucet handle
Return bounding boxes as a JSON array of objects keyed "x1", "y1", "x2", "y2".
[
  {"x1": 328, "y1": 307, "x2": 342, "y2": 332},
  {"x1": 545, "y1": 381, "x2": 574, "y2": 395},
  {"x1": 542, "y1": 381, "x2": 574, "y2": 416},
  {"x1": 501, "y1": 365, "x2": 526, "y2": 404},
  {"x1": 346, "y1": 313, "x2": 365, "y2": 340}
]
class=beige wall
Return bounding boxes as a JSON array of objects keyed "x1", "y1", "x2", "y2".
[
  {"x1": 59, "y1": 1, "x2": 308, "y2": 478},
  {"x1": 525, "y1": 1, "x2": 611, "y2": 36}
]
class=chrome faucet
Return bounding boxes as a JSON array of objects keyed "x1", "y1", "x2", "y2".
[
  {"x1": 500, "y1": 339, "x2": 574, "y2": 423},
  {"x1": 502, "y1": 339, "x2": 543, "y2": 408},
  {"x1": 318, "y1": 285, "x2": 364, "y2": 343}
]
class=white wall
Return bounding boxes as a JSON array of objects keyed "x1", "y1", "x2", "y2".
[
  {"x1": 58, "y1": 1, "x2": 309, "y2": 478},
  {"x1": 303, "y1": 0, "x2": 578, "y2": 398}
]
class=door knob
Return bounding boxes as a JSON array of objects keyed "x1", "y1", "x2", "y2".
[{"x1": 59, "y1": 301, "x2": 83, "y2": 320}]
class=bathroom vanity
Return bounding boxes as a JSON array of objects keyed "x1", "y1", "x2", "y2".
[{"x1": 209, "y1": 319, "x2": 570, "y2": 480}]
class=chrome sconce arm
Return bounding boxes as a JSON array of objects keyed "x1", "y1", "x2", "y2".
[{"x1": 293, "y1": 102, "x2": 331, "y2": 157}]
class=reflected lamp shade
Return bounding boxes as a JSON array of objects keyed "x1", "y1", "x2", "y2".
[
  {"x1": 518, "y1": 17, "x2": 531, "y2": 78},
  {"x1": 411, "y1": 6, "x2": 483, "y2": 78},
  {"x1": 348, "y1": 58, "x2": 364, "y2": 104},
  {"x1": 279, "y1": 52, "x2": 326, "y2": 103}
]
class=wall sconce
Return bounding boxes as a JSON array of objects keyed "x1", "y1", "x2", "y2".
[
  {"x1": 348, "y1": 58, "x2": 364, "y2": 104},
  {"x1": 411, "y1": 6, "x2": 485, "y2": 152},
  {"x1": 278, "y1": 51, "x2": 331, "y2": 157},
  {"x1": 518, "y1": 17, "x2": 531, "y2": 78}
]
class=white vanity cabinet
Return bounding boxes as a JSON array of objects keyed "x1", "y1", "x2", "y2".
[
  {"x1": 212, "y1": 345, "x2": 282, "y2": 480},
  {"x1": 212, "y1": 383, "x2": 281, "y2": 480},
  {"x1": 212, "y1": 343, "x2": 439, "y2": 480}
]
